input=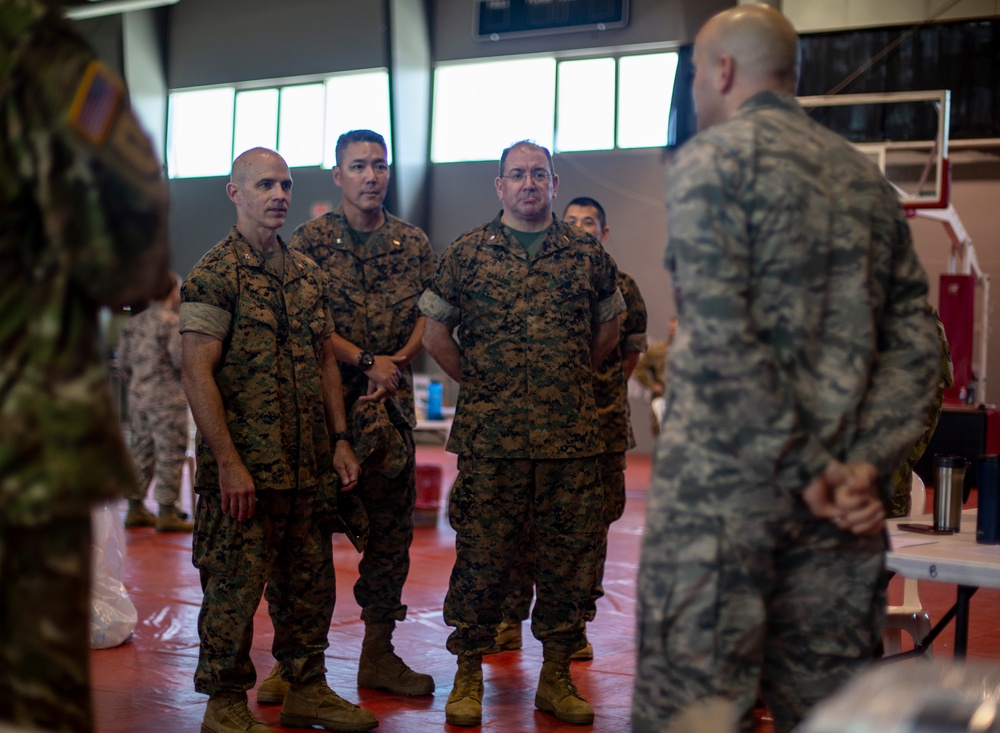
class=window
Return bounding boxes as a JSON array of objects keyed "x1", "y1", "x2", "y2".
[
  {"x1": 167, "y1": 69, "x2": 391, "y2": 178},
  {"x1": 430, "y1": 51, "x2": 679, "y2": 163},
  {"x1": 556, "y1": 58, "x2": 616, "y2": 152},
  {"x1": 617, "y1": 53, "x2": 678, "y2": 149},
  {"x1": 431, "y1": 58, "x2": 556, "y2": 164}
]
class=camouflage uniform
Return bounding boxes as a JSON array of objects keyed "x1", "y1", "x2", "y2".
[
  {"x1": 180, "y1": 228, "x2": 339, "y2": 696},
  {"x1": 418, "y1": 212, "x2": 624, "y2": 656},
  {"x1": 0, "y1": 2, "x2": 170, "y2": 730},
  {"x1": 887, "y1": 314, "x2": 953, "y2": 518},
  {"x1": 632, "y1": 92, "x2": 940, "y2": 733},
  {"x1": 288, "y1": 206, "x2": 436, "y2": 623},
  {"x1": 501, "y1": 271, "x2": 648, "y2": 624},
  {"x1": 117, "y1": 302, "x2": 188, "y2": 507},
  {"x1": 634, "y1": 339, "x2": 669, "y2": 435}
]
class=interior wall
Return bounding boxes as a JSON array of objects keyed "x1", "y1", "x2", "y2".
[{"x1": 167, "y1": 0, "x2": 387, "y2": 88}]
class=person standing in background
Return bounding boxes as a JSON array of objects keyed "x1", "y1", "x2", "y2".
[
  {"x1": 0, "y1": 1, "x2": 172, "y2": 729},
  {"x1": 277, "y1": 129, "x2": 437, "y2": 701},
  {"x1": 488, "y1": 196, "x2": 648, "y2": 662},
  {"x1": 181, "y1": 147, "x2": 375, "y2": 733},
  {"x1": 632, "y1": 6, "x2": 939, "y2": 732},
  {"x1": 118, "y1": 274, "x2": 194, "y2": 532},
  {"x1": 421, "y1": 141, "x2": 625, "y2": 727}
]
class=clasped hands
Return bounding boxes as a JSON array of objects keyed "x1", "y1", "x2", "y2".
[{"x1": 801, "y1": 460, "x2": 885, "y2": 536}]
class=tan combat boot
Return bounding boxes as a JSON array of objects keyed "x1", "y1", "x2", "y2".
[
  {"x1": 357, "y1": 621, "x2": 435, "y2": 695},
  {"x1": 569, "y1": 631, "x2": 593, "y2": 661},
  {"x1": 483, "y1": 618, "x2": 522, "y2": 654},
  {"x1": 156, "y1": 504, "x2": 194, "y2": 532},
  {"x1": 279, "y1": 677, "x2": 377, "y2": 732},
  {"x1": 534, "y1": 653, "x2": 594, "y2": 725},
  {"x1": 445, "y1": 654, "x2": 484, "y2": 727},
  {"x1": 201, "y1": 693, "x2": 272, "y2": 733},
  {"x1": 124, "y1": 500, "x2": 156, "y2": 528},
  {"x1": 256, "y1": 662, "x2": 289, "y2": 705}
]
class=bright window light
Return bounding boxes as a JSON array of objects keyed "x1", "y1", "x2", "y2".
[
  {"x1": 432, "y1": 58, "x2": 556, "y2": 163},
  {"x1": 323, "y1": 70, "x2": 393, "y2": 168},
  {"x1": 555, "y1": 58, "x2": 615, "y2": 152},
  {"x1": 617, "y1": 53, "x2": 678, "y2": 149},
  {"x1": 278, "y1": 84, "x2": 325, "y2": 168},
  {"x1": 167, "y1": 88, "x2": 235, "y2": 178},
  {"x1": 234, "y1": 89, "x2": 278, "y2": 158}
]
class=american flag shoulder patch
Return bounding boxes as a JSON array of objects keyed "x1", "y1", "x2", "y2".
[{"x1": 68, "y1": 61, "x2": 124, "y2": 146}]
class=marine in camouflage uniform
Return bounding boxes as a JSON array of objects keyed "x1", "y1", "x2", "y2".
[
  {"x1": 117, "y1": 278, "x2": 193, "y2": 531},
  {"x1": 0, "y1": 1, "x2": 171, "y2": 730},
  {"x1": 496, "y1": 199, "x2": 649, "y2": 659},
  {"x1": 286, "y1": 129, "x2": 437, "y2": 697},
  {"x1": 181, "y1": 148, "x2": 375, "y2": 732},
  {"x1": 421, "y1": 141, "x2": 625, "y2": 727},
  {"x1": 631, "y1": 8, "x2": 941, "y2": 733}
]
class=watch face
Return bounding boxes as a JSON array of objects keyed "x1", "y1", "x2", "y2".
[{"x1": 358, "y1": 351, "x2": 375, "y2": 369}]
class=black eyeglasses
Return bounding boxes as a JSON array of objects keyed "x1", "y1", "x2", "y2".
[{"x1": 500, "y1": 169, "x2": 552, "y2": 183}]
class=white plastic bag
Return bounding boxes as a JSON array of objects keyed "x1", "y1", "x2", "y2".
[{"x1": 90, "y1": 501, "x2": 137, "y2": 649}]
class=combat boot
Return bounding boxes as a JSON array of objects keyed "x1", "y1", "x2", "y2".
[
  {"x1": 357, "y1": 621, "x2": 435, "y2": 695},
  {"x1": 534, "y1": 652, "x2": 594, "y2": 725},
  {"x1": 201, "y1": 692, "x2": 272, "y2": 733},
  {"x1": 570, "y1": 632, "x2": 594, "y2": 661},
  {"x1": 279, "y1": 677, "x2": 377, "y2": 732},
  {"x1": 445, "y1": 654, "x2": 484, "y2": 727},
  {"x1": 156, "y1": 504, "x2": 194, "y2": 532},
  {"x1": 124, "y1": 500, "x2": 156, "y2": 528},
  {"x1": 256, "y1": 662, "x2": 289, "y2": 705},
  {"x1": 483, "y1": 618, "x2": 522, "y2": 654}
]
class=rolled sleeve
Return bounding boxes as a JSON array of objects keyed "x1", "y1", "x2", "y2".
[
  {"x1": 178, "y1": 302, "x2": 230, "y2": 341},
  {"x1": 624, "y1": 333, "x2": 649, "y2": 354},
  {"x1": 418, "y1": 289, "x2": 460, "y2": 329},
  {"x1": 595, "y1": 287, "x2": 626, "y2": 324}
]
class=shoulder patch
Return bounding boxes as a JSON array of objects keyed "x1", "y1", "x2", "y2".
[{"x1": 69, "y1": 61, "x2": 124, "y2": 146}]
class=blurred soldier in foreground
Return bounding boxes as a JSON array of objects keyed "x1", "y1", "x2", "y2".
[
  {"x1": 0, "y1": 1, "x2": 171, "y2": 730},
  {"x1": 632, "y1": 6, "x2": 940, "y2": 733}
]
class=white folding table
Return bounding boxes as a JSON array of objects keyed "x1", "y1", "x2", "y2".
[{"x1": 886, "y1": 509, "x2": 1000, "y2": 658}]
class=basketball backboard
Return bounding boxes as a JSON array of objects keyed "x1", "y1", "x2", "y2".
[{"x1": 797, "y1": 90, "x2": 951, "y2": 210}]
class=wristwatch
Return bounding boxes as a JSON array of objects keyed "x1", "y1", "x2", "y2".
[
  {"x1": 333, "y1": 431, "x2": 351, "y2": 444},
  {"x1": 356, "y1": 350, "x2": 375, "y2": 370}
]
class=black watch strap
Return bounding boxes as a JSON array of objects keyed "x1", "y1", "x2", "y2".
[
  {"x1": 356, "y1": 350, "x2": 375, "y2": 370},
  {"x1": 333, "y1": 431, "x2": 351, "y2": 444}
]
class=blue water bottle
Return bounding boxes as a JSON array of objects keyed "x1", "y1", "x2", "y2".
[
  {"x1": 977, "y1": 454, "x2": 1000, "y2": 544},
  {"x1": 427, "y1": 380, "x2": 443, "y2": 420}
]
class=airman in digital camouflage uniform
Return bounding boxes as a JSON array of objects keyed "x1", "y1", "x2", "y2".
[
  {"x1": 117, "y1": 275, "x2": 194, "y2": 532},
  {"x1": 264, "y1": 129, "x2": 437, "y2": 701},
  {"x1": 0, "y1": 1, "x2": 171, "y2": 730},
  {"x1": 420, "y1": 141, "x2": 625, "y2": 727},
  {"x1": 180, "y1": 148, "x2": 375, "y2": 733},
  {"x1": 490, "y1": 196, "x2": 648, "y2": 662},
  {"x1": 631, "y1": 7, "x2": 940, "y2": 733}
]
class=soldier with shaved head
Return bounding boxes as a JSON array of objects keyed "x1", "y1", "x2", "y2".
[
  {"x1": 633, "y1": 6, "x2": 940, "y2": 732},
  {"x1": 181, "y1": 148, "x2": 376, "y2": 733}
]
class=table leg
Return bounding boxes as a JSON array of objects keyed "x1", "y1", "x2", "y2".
[{"x1": 954, "y1": 585, "x2": 978, "y2": 658}]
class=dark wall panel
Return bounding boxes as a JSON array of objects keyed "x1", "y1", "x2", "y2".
[{"x1": 168, "y1": 0, "x2": 388, "y2": 88}]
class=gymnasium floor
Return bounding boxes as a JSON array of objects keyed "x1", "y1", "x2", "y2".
[{"x1": 90, "y1": 446, "x2": 1000, "y2": 733}]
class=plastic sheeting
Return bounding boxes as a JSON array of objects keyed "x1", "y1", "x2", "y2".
[{"x1": 90, "y1": 501, "x2": 137, "y2": 649}]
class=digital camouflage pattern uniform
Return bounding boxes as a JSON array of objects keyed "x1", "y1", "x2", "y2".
[
  {"x1": 289, "y1": 206, "x2": 436, "y2": 623},
  {"x1": 0, "y1": 1, "x2": 170, "y2": 730},
  {"x1": 418, "y1": 212, "x2": 625, "y2": 657},
  {"x1": 118, "y1": 301, "x2": 188, "y2": 508},
  {"x1": 632, "y1": 92, "x2": 940, "y2": 733},
  {"x1": 501, "y1": 270, "x2": 648, "y2": 624},
  {"x1": 634, "y1": 339, "x2": 669, "y2": 435},
  {"x1": 887, "y1": 314, "x2": 953, "y2": 518},
  {"x1": 180, "y1": 228, "x2": 339, "y2": 696}
]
